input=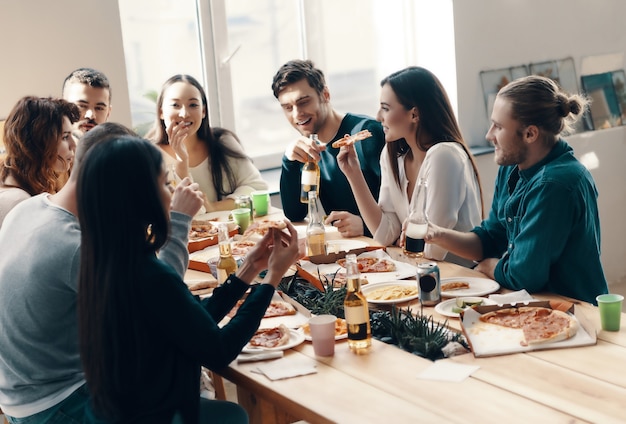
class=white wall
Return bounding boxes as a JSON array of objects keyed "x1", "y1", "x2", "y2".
[
  {"x1": 453, "y1": 0, "x2": 626, "y2": 287},
  {"x1": 0, "y1": 0, "x2": 131, "y2": 126},
  {"x1": 454, "y1": 0, "x2": 626, "y2": 144}
]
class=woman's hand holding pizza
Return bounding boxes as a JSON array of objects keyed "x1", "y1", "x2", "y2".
[
  {"x1": 236, "y1": 220, "x2": 300, "y2": 287},
  {"x1": 336, "y1": 142, "x2": 362, "y2": 180}
]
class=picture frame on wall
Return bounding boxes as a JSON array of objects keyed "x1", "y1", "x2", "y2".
[
  {"x1": 611, "y1": 70, "x2": 626, "y2": 124},
  {"x1": 529, "y1": 60, "x2": 559, "y2": 81},
  {"x1": 479, "y1": 65, "x2": 529, "y2": 117},
  {"x1": 530, "y1": 57, "x2": 585, "y2": 133},
  {"x1": 581, "y1": 71, "x2": 623, "y2": 130}
]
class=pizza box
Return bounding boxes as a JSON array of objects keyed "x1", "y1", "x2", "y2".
[
  {"x1": 296, "y1": 249, "x2": 418, "y2": 292},
  {"x1": 306, "y1": 245, "x2": 384, "y2": 264},
  {"x1": 460, "y1": 300, "x2": 596, "y2": 357},
  {"x1": 188, "y1": 225, "x2": 238, "y2": 253},
  {"x1": 188, "y1": 245, "x2": 220, "y2": 273}
]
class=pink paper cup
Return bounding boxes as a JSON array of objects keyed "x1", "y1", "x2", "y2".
[{"x1": 308, "y1": 314, "x2": 336, "y2": 356}]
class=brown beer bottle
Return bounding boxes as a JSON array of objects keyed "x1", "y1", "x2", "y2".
[{"x1": 300, "y1": 134, "x2": 321, "y2": 203}]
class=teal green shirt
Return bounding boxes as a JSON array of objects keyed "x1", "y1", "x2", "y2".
[
  {"x1": 280, "y1": 113, "x2": 385, "y2": 237},
  {"x1": 473, "y1": 140, "x2": 608, "y2": 304}
]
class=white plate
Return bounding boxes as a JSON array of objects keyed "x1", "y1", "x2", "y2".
[
  {"x1": 361, "y1": 280, "x2": 419, "y2": 305},
  {"x1": 242, "y1": 329, "x2": 305, "y2": 353},
  {"x1": 312, "y1": 260, "x2": 416, "y2": 285},
  {"x1": 440, "y1": 277, "x2": 500, "y2": 297},
  {"x1": 435, "y1": 297, "x2": 497, "y2": 318},
  {"x1": 299, "y1": 318, "x2": 348, "y2": 341},
  {"x1": 325, "y1": 239, "x2": 369, "y2": 254},
  {"x1": 195, "y1": 210, "x2": 232, "y2": 221}
]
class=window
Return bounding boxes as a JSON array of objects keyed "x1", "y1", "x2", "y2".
[{"x1": 119, "y1": 0, "x2": 456, "y2": 171}]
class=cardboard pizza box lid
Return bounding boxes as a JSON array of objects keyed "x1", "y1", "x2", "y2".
[
  {"x1": 460, "y1": 300, "x2": 597, "y2": 357},
  {"x1": 306, "y1": 245, "x2": 385, "y2": 264},
  {"x1": 188, "y1": 226, "x2": 239, "y2": 253}
]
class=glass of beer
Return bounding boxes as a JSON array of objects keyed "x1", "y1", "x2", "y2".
[
  {"x1": 404, "y1": 179, "x2": 428, "y2": 257},
  {"x1": 404, "y1": 219, "x2": 427, "y2": 257}
]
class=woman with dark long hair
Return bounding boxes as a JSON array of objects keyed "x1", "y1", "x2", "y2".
[
  {"x1": 147, "y1": 74, "x2": 267, "y2": 212},
  {"x1": 337, "y1": 66, "x2": 483, "y2": 266},
  {"x1": 77, "y1": 136, "x2": 299, "y2": 423},
  {"x1": 0, "y1": 96, "x2": 79, "y2": 226}
]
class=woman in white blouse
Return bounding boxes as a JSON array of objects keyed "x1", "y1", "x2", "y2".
[
  {"x1": 148, "y1": 74, "x2": 267, "y2": 212},
  {"x1": 337, "y1": 66, "x2": 483, "y2": 266}
]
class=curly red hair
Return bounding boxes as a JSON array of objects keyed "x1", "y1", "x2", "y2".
[{"x1": 1, "y1": 96, "x2": 79, "y2": 195}]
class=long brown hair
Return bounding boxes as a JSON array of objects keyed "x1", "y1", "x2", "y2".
[
  {"x1": 381, "y1": 67, "x2": 484, "y2": 216},
  {"x1": 146, "y1": 74, "x2": 248, "y2": 200},
  {"x1": 1, "y1": 96, "x2": 79, "y2": 195},
  {"x1": 77, "y1": 136, "x2": 168, "y2": 419}
]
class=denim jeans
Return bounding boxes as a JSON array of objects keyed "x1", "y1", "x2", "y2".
[{"x1": 6, "y1": 384, "x2": 88, "y2": 424}]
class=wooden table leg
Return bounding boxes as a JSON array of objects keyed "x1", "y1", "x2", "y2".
[{"x1": 236, "y1": 385, "x2": 302, "y2": 424}]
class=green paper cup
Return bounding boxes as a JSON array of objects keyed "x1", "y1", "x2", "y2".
[
  {"x1": 231, "y1": 208, "x2": 251, "y2": 233},
  {"x1": 251, "y1": 190, "x2": 270, "y2": 217},
  {"x1": 596, "y1": 294, "x2": 624, "y2": 331}
]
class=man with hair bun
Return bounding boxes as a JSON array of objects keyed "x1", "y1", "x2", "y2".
[{"x1": 425, "y1": 75, "x2": 608, "y2": 304}]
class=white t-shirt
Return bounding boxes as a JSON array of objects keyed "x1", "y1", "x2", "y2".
[{"x1": 188, "y1": 134, "x2": 268, "y2": 202}]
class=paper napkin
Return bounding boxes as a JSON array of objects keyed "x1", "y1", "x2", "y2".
[
  {"x1": 489, "y1": 289, "x2": 535, "y2": 304},
  {"x1": 237, "y1": 350, "x2": 284, "y2": 363},
  {"x1": 254, "y1": 357, "x2": 317, "y2": 381},
  {"x1": 416, "y1": 360, "x2": 480, "y2": 382}
]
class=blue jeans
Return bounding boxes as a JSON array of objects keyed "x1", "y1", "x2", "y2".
[{"x1": 6, "y1": 384, "x2": 88, "y2": 424}]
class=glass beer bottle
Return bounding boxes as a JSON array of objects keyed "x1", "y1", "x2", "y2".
[
  {"x1": 343, "y1": 254, "x2": 371, "y2": 354},
  {"x1": 306, "y1": 191, "x2": 326, "y2": 256},
  {"x1": 216, "y1": 224, "x2": 237, "y2": 284},
  {"x1": 404, "y1": 178, "x2": 428, "y2": 258},
  {"x1": 300, "y1": 134, "x2": 321, "y2": 203}
]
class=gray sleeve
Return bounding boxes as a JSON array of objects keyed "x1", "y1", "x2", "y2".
[{"x1": 158, "y1": 210, "x2": 191, "y2": 278}]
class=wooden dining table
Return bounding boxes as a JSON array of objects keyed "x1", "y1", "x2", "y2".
[{"x1": 185, "y1": 216, "x2": 626, "y2": 424}]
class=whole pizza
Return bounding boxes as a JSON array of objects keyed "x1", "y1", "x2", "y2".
[{"x1": 479, "y1": 306, "x2": 578, "y2": 346}]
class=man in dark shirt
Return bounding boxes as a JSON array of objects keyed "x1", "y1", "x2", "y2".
[{"x1": 272, "y1": 59, "x2": 385, "y2": 237}]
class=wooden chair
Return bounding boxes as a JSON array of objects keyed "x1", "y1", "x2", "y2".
[
  {"x1": 201, "y1": 367, "x2": 227, "y2": 401},
  {"x1": 209, "y1": 370, "x2": 227, "y2": 400}
]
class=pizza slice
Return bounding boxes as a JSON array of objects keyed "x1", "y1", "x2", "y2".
[
  {"x1": 441, "y1": 281, "x2": 470, "y2": 291},
  {"x1": 336, "y1": 257, "x2": 396, "y2": 273},
  {"x1": 227, "y1": 299, "x2": 296, "y2": 319},
  {"x1": 189, "y1": 223, "x2": 219, "y2": 240},
  {"x1": 242, "y1": 219, "x2": 287, "y2": 239},
  {"x1": 249, "y1": 324, "x2": 291, "y2": 348},
  {"x1": 331, "y1": 129, "x2": 373, "y2": 148},
  {"x1": 231, "y1": 240, "x2": 257, "y2": 257},
  {"x1": 479, "y1": 306, "x2": 578, "y2": 346}
]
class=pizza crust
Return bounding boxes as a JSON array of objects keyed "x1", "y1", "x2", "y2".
[{"x1": 441, "y1": 281, "x2": 470, "y2": 291}]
